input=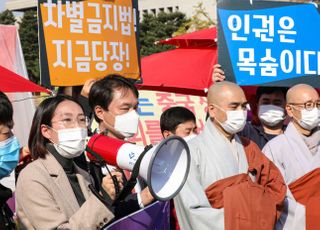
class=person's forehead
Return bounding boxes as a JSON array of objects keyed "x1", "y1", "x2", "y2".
[
  {"x1": 112, "y1": 88, "x2": 138, "y2": 105},
  {"x1": 225, "y1": 89, "x2": 246, "y2": 100},
  {"x1": 54, "y1": 100, "x2": 83, "y2": 117},
  {"x1": 216, "y1": 90, "x2": 246, "y2": 105},
  {"x1": 292, "y1": 90, "x2": 319, "y2": 103},
  {"x1": 177, "y1": 121, "x2": 196, "y2": 129},
  {"x1": 260, "y1": 91, "x2": 285, "y2": 100}
]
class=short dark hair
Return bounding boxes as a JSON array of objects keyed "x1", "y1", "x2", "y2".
[
  {"x1": 28, "y1": 95, "x2": 84, "y2": 159},
  {"x1": 89, "y1": 74, "x2": 139, "y2": 122},
  {"x1": 256, "y1": 86, "x2": 288, "y2": 102},
  {"x1": 160, "y1": 107, "x2": 196, "y2": 134},
  {"x1": 0, "y1": 91, "x2": 13, "y2": 128}
]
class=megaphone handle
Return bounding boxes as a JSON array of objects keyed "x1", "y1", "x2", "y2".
[
  {"x1": 101, "y1": 164, "x2": 121, "y2": 196},
  {"x1": 86, "y1": 146, "x2": 122, "y2": 202},
  {"x1": 113, "y1": 144, "x2": 153, "y2": 204},
  {"x1": 88, "y1": 184, "x2": 114, "y2": 212},
  {"x1": 112, "y1": 175, "x2": 120, "y2": 195}
]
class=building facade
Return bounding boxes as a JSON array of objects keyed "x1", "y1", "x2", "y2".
[
  {"x1": 5, "y1": 0, "x2": 36, "y2": 11},
  {"x1": 138, "y1": 0, "x2": 216, "y2": 22},
  {"x1": 6, "y1": 0, "x2": 217, "y2": 22}
]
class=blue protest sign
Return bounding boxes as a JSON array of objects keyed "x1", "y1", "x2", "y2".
[{"x1": 217, "y1": 0, "x2": 320, "y2": 87}]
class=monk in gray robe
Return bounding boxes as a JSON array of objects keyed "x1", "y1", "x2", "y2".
[
  {"x1": 263, "y1": 84, "x2": 320, "y2": 230},
  {"x1": 174, "y1": 82, "x2": 285, "y2": 230}
]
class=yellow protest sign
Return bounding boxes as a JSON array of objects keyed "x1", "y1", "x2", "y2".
[{"x1": 38, "y1": 0, "x2": 140, "y2": 86}]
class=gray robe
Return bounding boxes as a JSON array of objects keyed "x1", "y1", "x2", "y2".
[
  {"x1": 174, "y1": 120, "x2": 249, "y2": 230},
  {"x1": 263, "y1": 122, "x2": 320, "y2": 230}
]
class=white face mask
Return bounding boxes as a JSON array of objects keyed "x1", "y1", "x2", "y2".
[
  {"x1": 114, "y1": 110, "x2": 139, "y2": 138},
  {"x1": 183, "y1": 133, "x2": 197, "y2": 142},
  {"x1": 258, "y1": 105, "x2": 285, "y2": 127},
  {"x1": 298, "y1": 108, "x2": 319, "y2": 130},
  {"x1": 53, "y1": 128, "x2": 88, "y2": 159},
  {"x1": 217, "y1": 109, "x2": 247, "y2": 134}
]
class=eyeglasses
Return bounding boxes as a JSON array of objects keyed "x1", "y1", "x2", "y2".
[
  {"x1": 51, "y1": 115, "x2": 90, "y2": 128},
  {"x1": 289, "y1": 101, "x2": 320, "y2": 111}
]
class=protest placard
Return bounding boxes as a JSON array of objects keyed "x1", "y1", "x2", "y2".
[
  {"x1": 38, "y1": 0, "x2": 140, "y2": 86},
  {"x1": 217, "y1": 0, "x2": 320, "y2": 86}
]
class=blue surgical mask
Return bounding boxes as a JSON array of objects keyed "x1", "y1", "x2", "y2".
[{"x1": 0, "y1": 136, "x2": 20, "y2": 179}]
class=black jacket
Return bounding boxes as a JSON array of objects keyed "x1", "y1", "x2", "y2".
[
  {"x1": 239, "y1": 122, "x2": 286, "y2": 149},
  {"x1": 0, "y1": 184, "x2": 15, "y2": 230}
]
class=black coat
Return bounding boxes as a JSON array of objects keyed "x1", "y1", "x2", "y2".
[{"x1": 0, "y1": 183, "x2": 15, "y2": 230}]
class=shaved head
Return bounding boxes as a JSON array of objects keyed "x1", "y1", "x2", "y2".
[
  {"x1": 286, "y1": 84, "x2": 318, "y2": 104},
  {"x1": 208, "y1": 81, "x2": 246, "y2": 106}
]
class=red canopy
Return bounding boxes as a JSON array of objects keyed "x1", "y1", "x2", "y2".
[
  {"x1": 159, "y1": 27, "x2": 217, "y2": 48},
  {"x1": 138, "y1": 27, "x2": 218, "y2": 95},
  {"x1": 0, "y1": 65, "x2": 50, "y2": 93},
  {"x1": 138, "y1": 47, "x2": 217, "y2": 96}
]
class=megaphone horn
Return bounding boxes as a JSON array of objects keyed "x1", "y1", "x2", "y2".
[{"x1": 86, "y1": 134, "x2": 191, "y2": 201}]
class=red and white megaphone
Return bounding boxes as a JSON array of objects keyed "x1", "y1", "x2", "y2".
[{"x1": 86, "y1": 134, "x2": 190, "y2": 201}]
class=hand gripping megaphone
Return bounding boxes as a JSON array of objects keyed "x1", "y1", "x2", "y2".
[{"x1": 86, "y1": 134, "x2": 191, "y2": 201}]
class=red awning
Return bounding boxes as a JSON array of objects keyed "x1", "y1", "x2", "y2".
[
  {"x1": 0, "y1": 65, "x2": 50, "y2": 93},
  {"x1": 159, "y1": 27, "x2": 217, "y2": 48},
  {"x1": 137, "y1": 47, "x2": 217, "y2": 96}
]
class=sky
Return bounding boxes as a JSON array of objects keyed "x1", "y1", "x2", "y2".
[
  {"x1": 0, "y1": 1, "x2": 23, "y2": 17},
  {"x1": 0, "y1": 0, "x2": 7, "y2": 12}
]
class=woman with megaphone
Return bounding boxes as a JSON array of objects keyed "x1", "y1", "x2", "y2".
[{"x1": 15, "y1": 95, "x2": 115, "y2": 229}]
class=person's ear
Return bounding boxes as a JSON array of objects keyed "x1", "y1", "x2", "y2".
[
  {"x1": 95, "y1": 105, "x2": 105, "y2": 121},
  {"x1": 286, "y1": 104, "x2": 293, "y2": 118},
  {"x1": 41, "y1": 124, "x2": 52, "y2": 140},
  {"x1": 208, "y1": 104, "x2": 216, "y2": 119},
  {"x1": 162, "y1": 130, "x2": 172, "y2": 138}
]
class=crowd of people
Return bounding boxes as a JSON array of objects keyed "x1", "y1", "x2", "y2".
[{"x1": 0, "y1": 70, "x2": 319, "y2": 229}]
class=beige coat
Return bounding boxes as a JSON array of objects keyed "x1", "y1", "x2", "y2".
[{"x1": 16, "y1": 153, "x2": 114, "y2": 230}]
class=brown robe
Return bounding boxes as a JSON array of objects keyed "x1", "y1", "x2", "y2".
[
  {"x1": 205, "y1": 137, "x2": 286, "y2": 230},
  {"x1": 289, "y1": 167, "x2": 320, "y2": 230}
]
